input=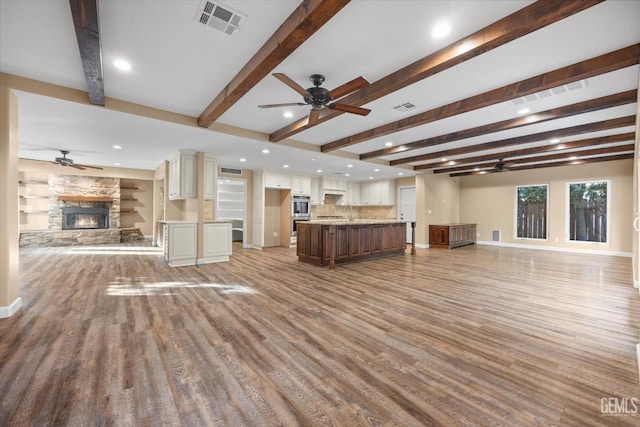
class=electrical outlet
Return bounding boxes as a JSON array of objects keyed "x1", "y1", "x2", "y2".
[{"x1": 273, "y1": 231, "x2": 278, "y2": 237}]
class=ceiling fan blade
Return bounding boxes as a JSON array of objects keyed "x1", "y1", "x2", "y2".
[
  {"x1": 329, "y1": 103, "x2": 371, "y2": 116},
  {"x1": 272, "y1": 73, "x2": 309, "y2": 97},
  {"x1": 328, "y1": 76, "x2": 369, "y2": 99},
  {"x1": 308, "y1": 109, "x2": 321, "y2": 125},
  {"x1": 76, "y1": 164, "x2": 104, "y2": 170},
  {"x1": 258, "y1": 102, "x2": 307, "y2": 108},
  {"x1": 70, "y1": 164, "x2": 87, "y2": 170}
]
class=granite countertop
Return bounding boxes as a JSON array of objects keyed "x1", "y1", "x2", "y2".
[{"x1": 305, "y1": 219, "x2": 405, "y2": 225}]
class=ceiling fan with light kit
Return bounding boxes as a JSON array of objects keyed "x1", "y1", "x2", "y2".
[{"x1": 259, "y1": 73, "x2": 371, "y2": 124}]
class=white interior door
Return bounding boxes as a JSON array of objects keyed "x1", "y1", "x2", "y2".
[{"x1": 398, "y1": 186, "x2": 416, "y2": 243}]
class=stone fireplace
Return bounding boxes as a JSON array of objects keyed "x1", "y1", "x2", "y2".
[{"x1": 19, "y1": 174, "x2": 144, "y2": 247}]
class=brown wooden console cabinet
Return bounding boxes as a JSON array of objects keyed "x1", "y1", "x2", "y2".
[
  {"x1": 429, "y1": 223, "x2": 477, "y2": 249},
  {"x1": 297, "y1": 221, "x2": 406, "y2": 267}
]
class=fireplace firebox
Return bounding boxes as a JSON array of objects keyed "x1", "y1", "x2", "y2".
[{"x1": 62, "y1": 207, "x2": 109, "y2": 230}]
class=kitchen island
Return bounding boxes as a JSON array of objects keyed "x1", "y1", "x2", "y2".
[{"x1": 296, "y1": 219, "x2": 410, "y2": 269}]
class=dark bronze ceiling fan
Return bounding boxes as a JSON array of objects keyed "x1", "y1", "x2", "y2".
[
  {"x1": 258, "y1": 73, "x2": 371, "y2": 125},
  {"x1": 24, "y1": 150, "x2": 104, "y2": 170}
]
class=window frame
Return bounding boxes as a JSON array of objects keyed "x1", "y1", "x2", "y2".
[
  {"x1": 565, "y1": 180, "x2": 611, "y2": 245},
  {"x1": 514, "y1": 183, "x2": 549, "y2": 241}
]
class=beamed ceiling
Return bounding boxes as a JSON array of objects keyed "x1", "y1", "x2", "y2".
[{"x1": 1, "y1": 0, "x2": 638, "y2": 180}]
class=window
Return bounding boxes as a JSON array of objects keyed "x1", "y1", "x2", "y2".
[
  {"x1": 516, "y1": 185, "x2": 548, "y2": 239},
  {"x1": 567, "y1": 181, "x2": 609, "y2": 243}
]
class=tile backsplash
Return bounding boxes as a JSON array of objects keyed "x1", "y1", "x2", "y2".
[{"x1": 311, "y1": 194, "x2": 395, "y2": 219}]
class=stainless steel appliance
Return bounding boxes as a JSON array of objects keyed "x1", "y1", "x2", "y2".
[
  {"x1": 292, "y1": 195, "x2": 311, "y2": 216},
  {"x1": 291, "y1": 195, "x2": 311, "y2": 235}
]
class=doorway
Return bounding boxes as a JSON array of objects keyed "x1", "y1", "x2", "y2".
[
  {"x1": 398, "y1": 186, "x2": 416, "y2": 243},
  {"x1": 217, "y1": 178, "x2": 247, "y2": 247}
]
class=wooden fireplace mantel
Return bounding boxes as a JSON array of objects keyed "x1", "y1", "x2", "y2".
[{"x1": 58, "y1": 195, "x2": 113, "y2": 202}]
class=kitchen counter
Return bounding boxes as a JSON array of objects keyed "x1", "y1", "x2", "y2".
[{"x1": 296, "y1": 220, "x2": 409, "y2": 269}]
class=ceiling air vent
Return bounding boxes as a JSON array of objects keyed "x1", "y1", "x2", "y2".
[
  {"x1": 393, "y1": 102, "x2": 417, "y2": 113},
  {"x1": 509, "y1": 79, "x2": 589, "y2": 106},
  {"x1": 220, "y1": 167, "x2": 243, "y2": 175},
  {"x1": 195, "y1": 0, "x2": 247, "y2": 36}
]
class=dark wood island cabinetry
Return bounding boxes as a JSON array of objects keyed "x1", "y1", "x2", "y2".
[
  {"x1": 297, "y1": 220, "x2": 406, "y2": 268},
  {"x1": 429, "y1": 223, "x2": 477, "y2": 249}
]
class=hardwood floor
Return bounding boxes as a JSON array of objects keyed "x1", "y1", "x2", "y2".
[{"x1": 1, "y1": 241, "x2": 639, "y2": 426}]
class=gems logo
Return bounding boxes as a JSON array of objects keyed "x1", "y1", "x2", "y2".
[{"x1": 601, "y1": 397, "x2": 638, "y2": 416}]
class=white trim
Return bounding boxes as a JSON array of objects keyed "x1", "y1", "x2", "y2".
[
  {"x1": 197, "y1": 255, "x2": 230, "y2": 265},
  {"x1": 416, "y1": 243, "x2": 429, "y2": 249},
  {"x1": 0, "y1": 297, "x2": 22, "y2": 318},
  {"x1": 477, "y1": 240, "x2": 630, "y2": 257}
]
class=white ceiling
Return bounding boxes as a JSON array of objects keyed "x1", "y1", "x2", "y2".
[{"x1": 1, "y1": 0, "x2": 638, "y2": 180}]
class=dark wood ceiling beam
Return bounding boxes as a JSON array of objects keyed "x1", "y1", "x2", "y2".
[
  {"x1": 198, "y1": 0, "x2": 350, "y2": 128},
  {"x1": 413, "y1": 132, "x2": 636, "y2": 170},
  {"x1": 433, "y1": 144, "x2": 634, "y2": 174},
  {"x1": 450, "y1": 154, "x2": 634, "y2": 177},
  {"x1": 359, "y1": 89, "x2": 637, "y2": 160},
  {"x1": 269, "y1": 0, "x2": 604, "y2": 142},
  {"x1": 69, "y1": 0, "x2": 104, "y2": 106},
  {"x1": 390, "y1": 115, "x2": 636, "y2": 166}
]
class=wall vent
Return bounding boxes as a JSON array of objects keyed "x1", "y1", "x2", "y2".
[
  {"x1": 393, "y1": 102, "x2": 417, "y2": 112},
  {"x1": 195, "y1": 0, "x2": 247, "y2": 36},
  {"x1": 509, "y1": 79, "x2": 588, "y2": 106},
  {"x1": 220, "y1": 167, "x2": 242, "y2": 175},
  {"x1": 492, "y1": 230, "x2": 501, "y2": 242}
]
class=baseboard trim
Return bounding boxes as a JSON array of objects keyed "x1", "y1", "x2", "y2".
[
  {"x1": 0, "y1": 297, "x2": 22, "y2": 319},
  {"x1": 477, "y1": 240, "x2": 631, "y2": 257},
  {"x1": 196, "y1": 255, "x2": 230, "y2": 265},
  {"x1": 415, "y1": 243, "x2": 429, "y2": 249}
]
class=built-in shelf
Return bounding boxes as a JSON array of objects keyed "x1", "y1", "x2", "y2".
[
  {"x1": 120, "y1": 209, "x2": 137, "y2": 214},
  {"x1": 19, "y1": 195, "x2": 49, "y2": 199},
  {"x1": 20, "y1": 210, "x2": 49, "y2": 213},
  {"x1": 121, "y1": 198, "x2": 138, "y2": 201},
  {"x1": 19, "y1": 180, "x2": 48, "y2": 185},
  {"x1": 120, "y1": 186, "x2": 139, "y2": 190}
]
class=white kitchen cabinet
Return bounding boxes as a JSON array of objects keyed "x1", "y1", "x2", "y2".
[
  {"x1": 168, "y1": 151, "x2": 197, "y2": 200},
  {"x1": 291, "y1": 176, "x2": 311, "y2": 195},
  {"x1": 342, "y1": 181, "x2": 361, "y2": 206},
  {"x1": 200, "y1": 222, "x2": 232, "y2": 264},
  {"x1": 310, "y1": 178, "x2": 322, "y2": 205},
  {"x1": 265, "y1": 172, "x2": 291, "y2": 189},
  {"x1": 203, "y1": 155, "x2": 218, "y2": 200},
  {"x1": 360, "y1": 180, "x2": 395, "y2": 205},
  {"x1": 321, "y1": 177, "x2": 346, "y2": 193},
  {"x1": 163, "y1": 221, "x2": 197, "y2": 267}
]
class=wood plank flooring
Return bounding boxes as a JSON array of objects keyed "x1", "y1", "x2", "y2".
[{"x1": 1, "y1": 242, "x2": 639, "y2": 426}]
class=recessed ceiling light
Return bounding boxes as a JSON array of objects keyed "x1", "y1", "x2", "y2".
[
  {"x1": 112, "y1": 145, "x2": 122, "y2": 149},
  {"x1": 113, "y1": 59, "x2": 132, "y2": 72},
  {"x1": 517, "y1": 108, "x2": 530, "y2": 115},
  {"x1": 283, "y1": 111, "x2": 294, "y2": 118},
  {"x1": 474, "y1": 167, "x2": 480, "y2": 171},
  {"x1": 398, "y1": 172, "x2": 404, "y2": 176},
  {"x1": 262, "y1": 149, "x2": 270, "y2": 154},
  {"x1": 385, "y1": 141, "x2": 393, "y2": 147},
  {"x1": 114, "y1": 162, "x2": 120, "y2": 166},
  {"x1": 345, "y1": 173, "x2": 350, "y2": 177},
  {"x1": 239, "y1": 158, "x2": 246, "y2": 162},
  {"x1": 549, "y1": 138, "x2": 560, "y2": 144},
  {"x1": 283, "y1": 164, "x2": 289, "y2": 168},
  {"x1": 569, "y1": 156, "x2": 577, "y2": 160},
  {"x1": 310, "y1": 158, "x2": 316, "y2": 161},
  {"x1": 432, "y1": 22, "x2": 451, "y2": 38},
  {"x1": 374, "y1": 168, "x2": 380, "y2": 172},
  {"x1": 448, "y1": 161, "x2": 456, "y2": 165},
  {"x1": 347, "y1": 164, "x2": 353, "y2": 168},
  {"x1": 441, "y1": 158, "x2": 447, "y2": 162},
  {"x1": 317, "y1": 169, "x2": 322, "y2": 173},
  {"x1": 368, "y1": 176, "x2": 374, "y2": 180}
]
